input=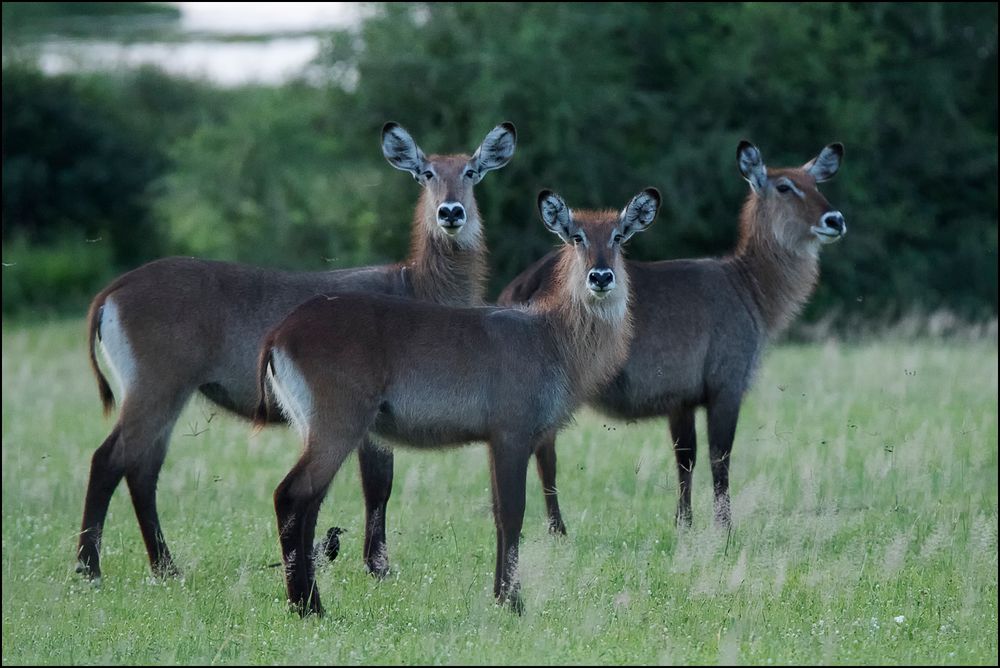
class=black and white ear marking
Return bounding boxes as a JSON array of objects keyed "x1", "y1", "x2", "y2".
[
  {"x1": 619, "y1": 187, "x2": 661, "y2": 241},
  {"x1": 803, "y1": 143, "x2": 844, "y2": 183},
  {"x1": 468, "y1": 122, "x2": 516, "y2": 184},
  {"x1": 382, "y1": 122, "x2": 429, "y2": 180},
  {"x1": 737, "y1": 140, "x2": 769, "y2": 192},
  {"x1": 538, "y1": 189, "x2": 574, "y2": 242}
]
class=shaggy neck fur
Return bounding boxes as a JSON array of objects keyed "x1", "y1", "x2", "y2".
[
  {"x1": 532, "y1": 245, "x2": 633, "y2": 402},
  {"x1": 730, "y1": 194, "x2": 821, "y2": 336},
  {"x1": 406, "y1": 189, "x2": 488, "y2": 306}
]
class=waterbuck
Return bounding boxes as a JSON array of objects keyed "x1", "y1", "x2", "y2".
[
  {"x1": 78, "y1": 121, "x2": 517, "y2": 580},
  {"x1": 498, "y1": 141, "x2": 846, "y2": 531},
  {"x1": 253, "y1": 188, "x2": 660, "y2": 615}
]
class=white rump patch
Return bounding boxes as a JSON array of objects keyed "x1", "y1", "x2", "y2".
[
  {"x1": 267, "y1": 348, "x2": 314, "y2": 441},
  {"x1": 98, "y1": 298, "x2": 137, "y2": 400}
]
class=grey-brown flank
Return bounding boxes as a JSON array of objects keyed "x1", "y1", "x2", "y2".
[
  {"x1": 253, "y1": 188, "x2": 660, "y2": 615},
  {"x1": 77, "y1": 121, "x2": 517, "y2": 580},
  {"x1": 498, "y1": 141, "x2": 846, "y2": 531}
]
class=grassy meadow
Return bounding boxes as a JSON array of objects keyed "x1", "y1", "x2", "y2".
[{"x1": 1, "y1": 318, "x2": 997, "y2": 664}]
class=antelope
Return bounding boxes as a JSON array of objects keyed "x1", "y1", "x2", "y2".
[
  {"x1": 77, "y1": 121, "x2": 517, "y2": 580},
  {"x1": 498, "y1": 141, "x2": 846, "y2": 531},
  {"x1": 253, "y1": 188, "x2": 661, "y2": 615}
]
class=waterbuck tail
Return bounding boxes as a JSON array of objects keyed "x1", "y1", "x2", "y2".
[
  {"x1": 252, "y1": 338, "x2": 274, "y2": 432},
  {"x1": 87, "y1": 293, "x2": 115, "y2": 416}
]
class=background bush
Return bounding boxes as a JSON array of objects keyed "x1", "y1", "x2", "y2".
[{"x1": 2, "y1": 3, "x2": 996, "y2": 323}]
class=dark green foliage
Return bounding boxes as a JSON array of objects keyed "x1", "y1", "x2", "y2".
[
  {"x1": 1, "y1": 2, "x2": 180, "y2": 41},
  {"x1": 1, "y1": 65, "x2": 224, "y2": 313},
  {"x1": 313, "y1": 3, "x2": 996, "y2": 320},
  {"x1": 1, "y1": 3, "x2": 996, "y2": 321}
]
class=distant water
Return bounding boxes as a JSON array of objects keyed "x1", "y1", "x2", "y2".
[{"x1": 33, "y1": 2, "x2": 363, "y2": 86}]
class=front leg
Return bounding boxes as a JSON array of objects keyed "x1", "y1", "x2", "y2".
[
  {"x1": 707, "y1": 393, "x2": 742, "y2": 528},
  {"x1": 668, "y1": 407, "x2": 697, "y2": 527},
  {"x1": 533, "y1": 435, "x2": 567, "y2": 535},
  {"x1": 489, "y1": 440, "x2": 531, "y2": 614},
  {"x1": 358, "y1": 438, "x2": 393, "y2": 578}
]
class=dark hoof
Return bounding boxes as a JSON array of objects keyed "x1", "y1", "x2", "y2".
[
  {"x1": 365, "y1": 545, "x2": 390, "y2": 579},
  {"x1": 674, "y1": 509, "x2": 693, "y2": 529},
  {"x1": 152, "y1": 559, "x2": 182, "y2": 579},
  {"x1": 548, "y1": 517, "x2": 568, "y2": 536},
  {"x1": 499, "y1": 590, "x2": 524, "y2": 615},
  {"x1": 366, "y1": 560, "x2": 390, "y2": 580},
  {"x1": 75, "y1": 561, "x2": 101, "y2": 581},
  {"x1": 290, "y1": 592, "x2": 324, "y2": 617},
  {"x1": 296, "y1": 603, "x2": 325, "y2": 618}
]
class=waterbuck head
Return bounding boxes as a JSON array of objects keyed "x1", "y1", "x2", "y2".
[
  {"x1": 737, "y1": 141, "x2": 846, "y2": 254},
  {"x1": 382, "y1": 122, "x2": 517, "y2": 244},
  {"x1": 539, "y1": 188, "x2": 660, "y2": 305}
]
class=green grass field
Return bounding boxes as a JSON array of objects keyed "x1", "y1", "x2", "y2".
[{"x1": 2, "y1": 319, "x2": 997, "y2": 664}]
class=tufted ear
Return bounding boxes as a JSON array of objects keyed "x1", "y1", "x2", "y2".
[
  {"x1": 382, "y1": 122, "x2": 429, "y2": 180},
  {"x1": 619, "y1": 187, "x2": 660, "y2": 241},
  {"x1": 803, "y1": 143, "x2": 844, "y2": 183},
  {"x1": 737, "y1": 140, "x2": 768, "y2": 192},
  {"x1": 538, "y1": 190, "x2": 575, "y2": 242},
  {"x1": 468, "y1": 122, "x2": 516, "y2": 184}
]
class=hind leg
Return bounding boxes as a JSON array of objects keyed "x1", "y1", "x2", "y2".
[
  {"x1": 78, "y1": 383, "x2": 192, "y2": 579},
  {"x1": 119, "y1": 388, "x2": 191, "y2": 576},
  {"x1": 275, "y1": 436, "x2": 357, "y2": 616},
  {"x1": 77, "y1": 426, "x2": 125, "y2": 579},
  {"x1": 124, "y1": 431, "x2": 179, "y2": 577}
]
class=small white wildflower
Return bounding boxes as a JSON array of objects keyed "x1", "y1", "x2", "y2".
[{"x1": 894, "y1": 615, "x2": 905, "y2": 624}]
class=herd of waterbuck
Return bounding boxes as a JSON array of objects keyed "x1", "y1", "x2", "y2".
[{"x1": 76, "y1": 121, "x2": 846, "y2": 615}]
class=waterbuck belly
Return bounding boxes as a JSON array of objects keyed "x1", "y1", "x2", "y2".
[
  {"x1": 371, "y1": 405, "x2": 486, "y2": 449},
  {"x1": 591, "y1": 367, "x2": 703, "y2": 420},
  {"x1": 370, "y1": 383, "x2": 491, "y2": 449}
]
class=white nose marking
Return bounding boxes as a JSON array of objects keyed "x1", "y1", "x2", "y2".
[
  {"x1": 437, "y1": 201, "x2": 465, "y2": 224},
  {"x1": 822, "y1": 211, "x2": 845, "y2": 232}
]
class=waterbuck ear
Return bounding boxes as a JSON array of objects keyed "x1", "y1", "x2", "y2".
[
  {"x1": 803, "y1": 143, "x2": 844, "y2": 183},
  {"x1": 538, "y1": 190, "x2": 575, "y2": 242},
  {"x1": 619, "y1": 187, "x2": 661, "y2": 241},
  {"x1": 468, "y1": 122, "x2": 517, "y2": 184},
  {"x1": 737, "y1": 140, "x2": 768, "y2": 192},
  {"x1": 382, "y1": 122, "x2": 429, "y2": 180}
]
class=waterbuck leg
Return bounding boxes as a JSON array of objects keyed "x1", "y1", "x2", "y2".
[
  {"x1": 488, "y1": 440, "x2": 530, "y2": 614},
  {"x1": 114, "y1": 388, "x2": 190, "y2": 577},
  {"x1": 668, "y1": 407, "x2": 697, "y2": 528},
  {"x1": 124, "y1": 433, "x2": 178, "y2": 577},
  {"x1": 533, "y1": 435, "x2": 567, "y2": 535},
  {"x1": 274, "y1": 441, "x2": 352, "y2": 617},
  {"x1": 358, "y1": 437, "x2": 393, "y2": 578},
  {"x1": 706, "y1": 394, "x2": 741, "y2": 528},
  {"x1": 77, "y1": 425, "x2": 125, "y2": 579}
]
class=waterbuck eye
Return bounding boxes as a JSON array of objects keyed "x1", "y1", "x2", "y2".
[
  {"x1": 613, "y1": 234, "x2": 624, "y2": 245},
  {"x1": 465, "y1": 169, "x2": 477, "y2": 180},
  {"x1": 422, "y1": 170, "x2": 434, "y2": 180},
  {"x1": 776, "y1": 183, "x2": 792, "y2": 194},
  {"x1": 571, "y1": 234, "x2": 584, "y2": 245}
]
